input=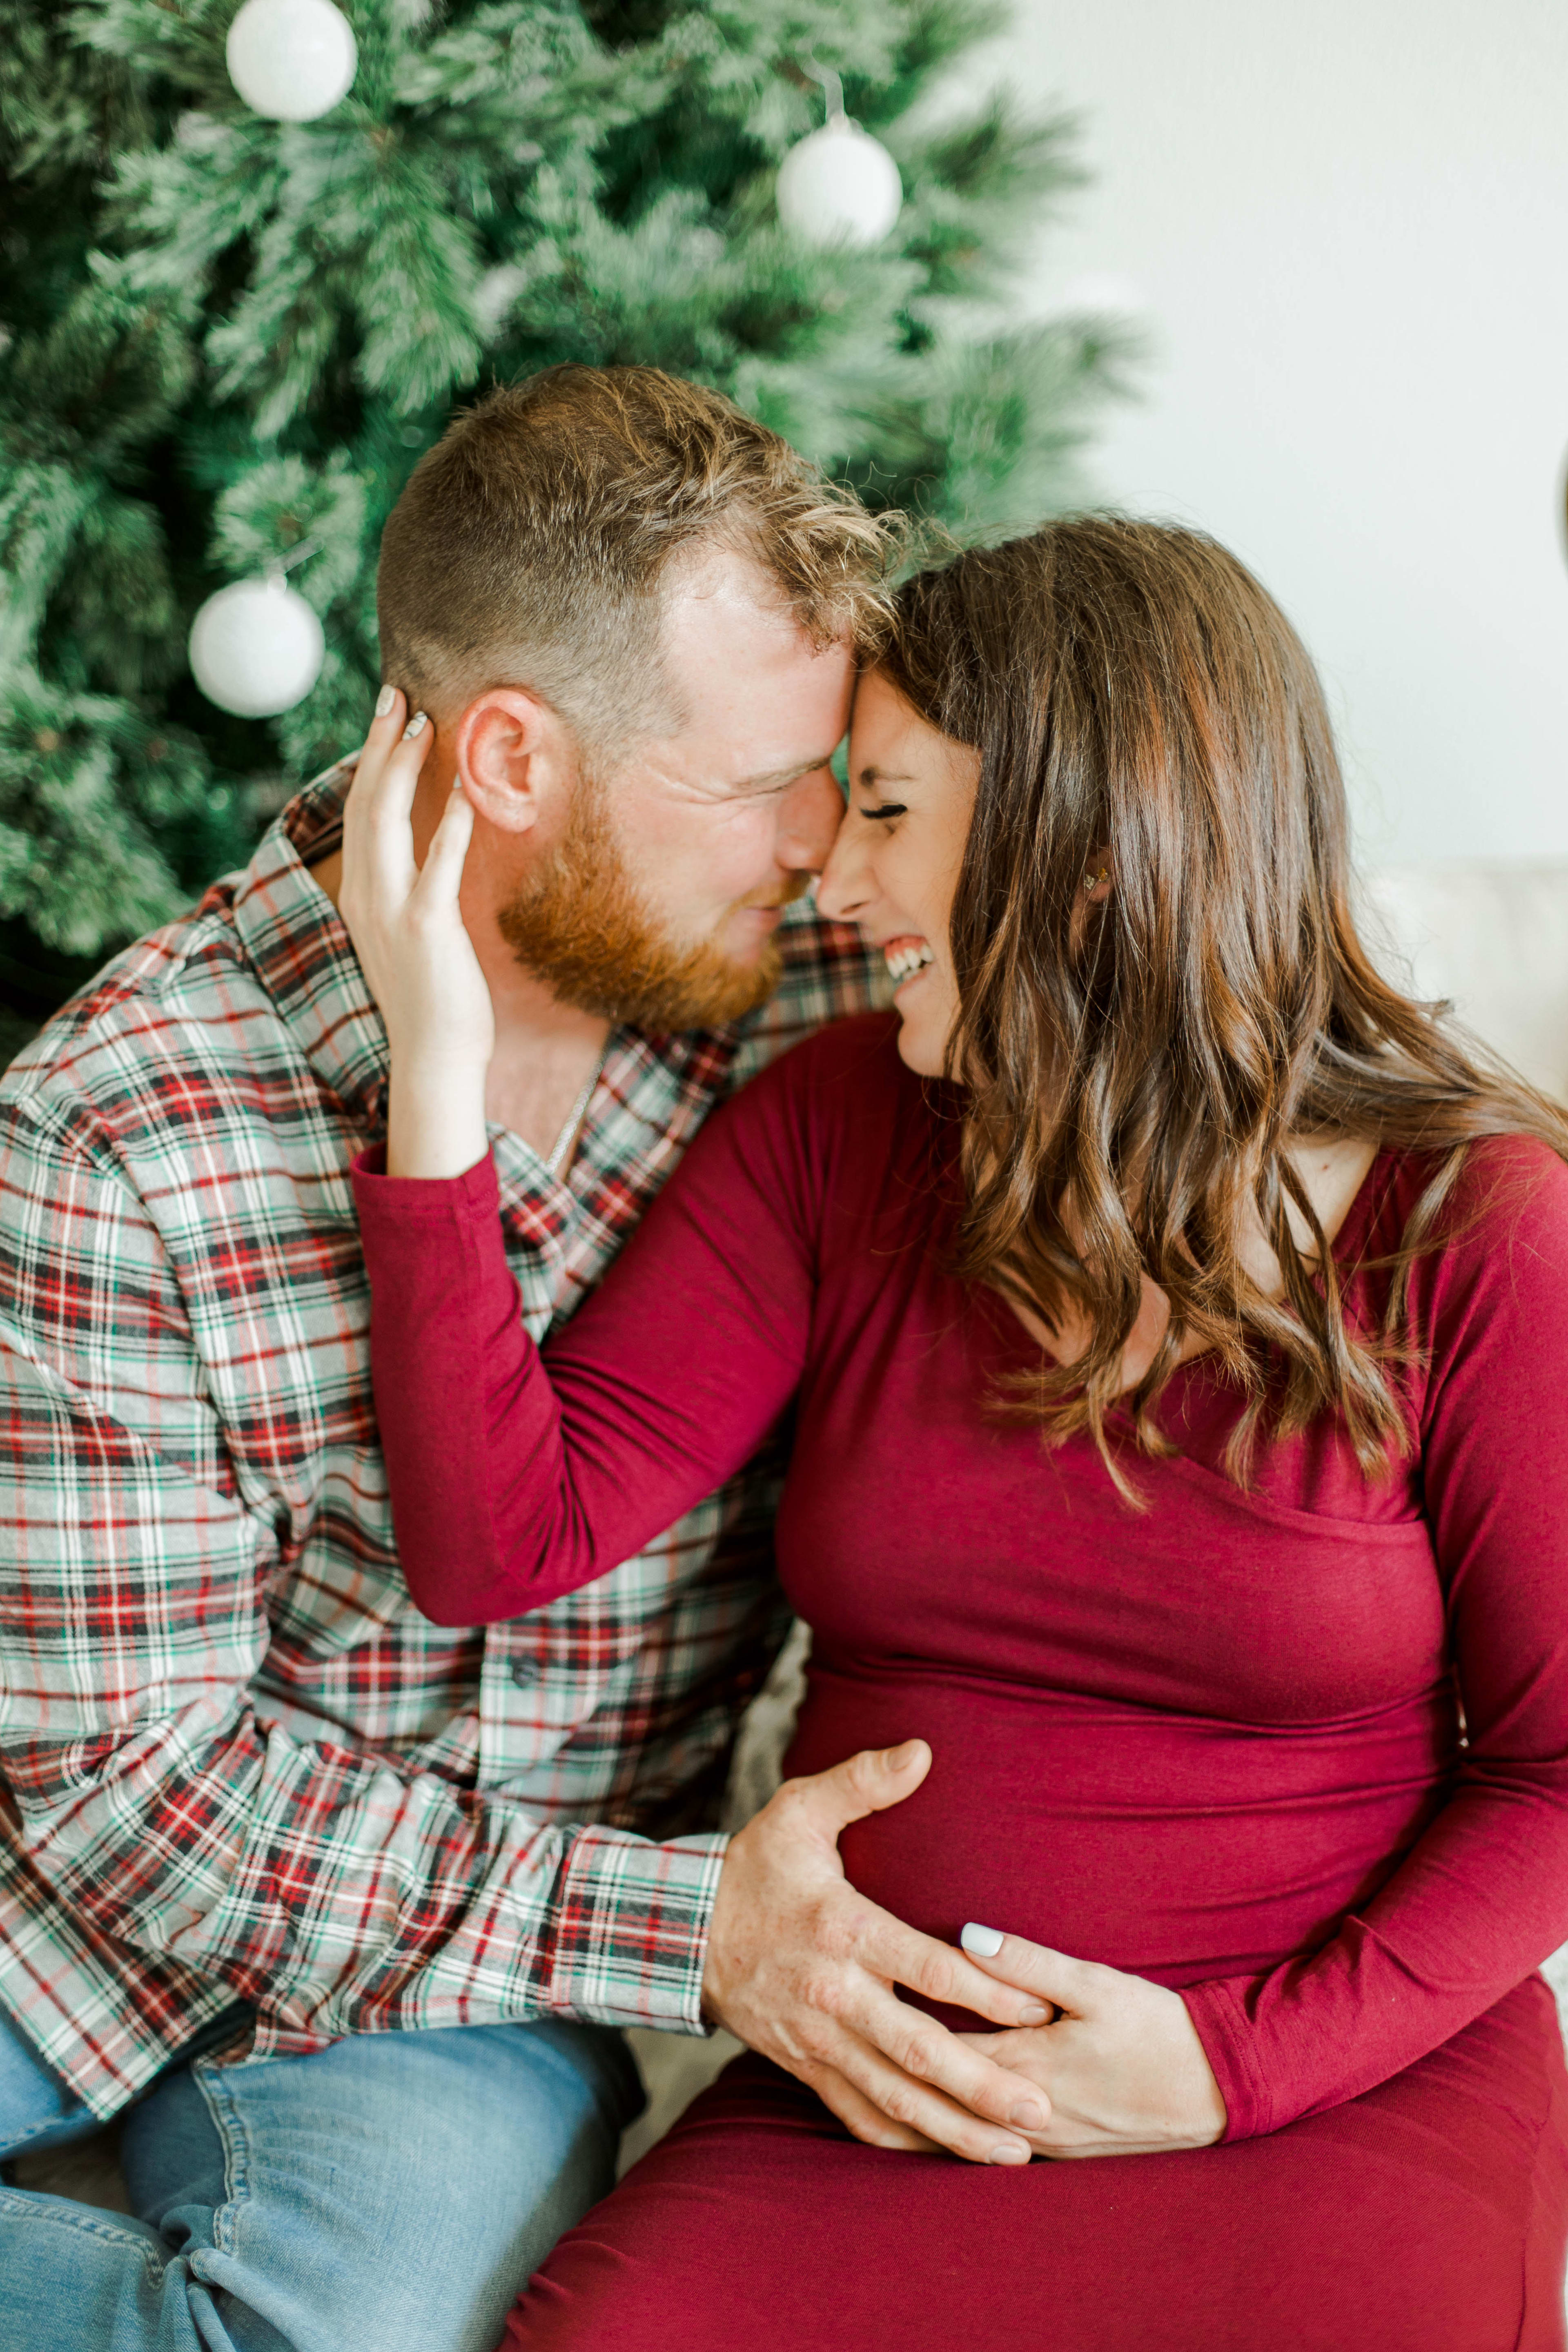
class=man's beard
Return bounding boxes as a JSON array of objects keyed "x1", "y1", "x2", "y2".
[{"x1": 497, "y1": 780, "x2": 809, "y2": 1033}]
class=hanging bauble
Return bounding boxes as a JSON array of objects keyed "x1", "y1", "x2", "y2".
[
  {"x1": 777, "y1": 85, "x2": 902, "y2": 250},
  {"x1": 188, "y1": 577, "x2": 325, "y2": 718},
  {"x1": 225, "y1": 0, "x2": 358, "y2": 124}
]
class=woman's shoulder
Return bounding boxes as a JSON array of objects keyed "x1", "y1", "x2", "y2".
[
  {"x1": 709, "y1": 1009, "x2": 942, "y2": 1221},
  {"x1": 733, "y1": 1009, "x2": 923, "y2": 1134},
  {"x1": 773, "y1": 1006, "x2": 912, "y2": 1080},
  {"x1": 1368, "y1": 1132, "x2": 1568, "y2": 1260},
  {"x1": 1366, "y1": 1132, "x2": 1568, "y2": 1370}
]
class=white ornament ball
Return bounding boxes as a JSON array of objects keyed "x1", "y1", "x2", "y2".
[
  {"x1": 225, "y1": 0, "x2": 357, "y2": 124},
  {"x1": 777, "y1": 117, "x2": 902, "y2": 250},
  {"x1": 188, "y1": 577, "x2": 325, "y2": 719}
]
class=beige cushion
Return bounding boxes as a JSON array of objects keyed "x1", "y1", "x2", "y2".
[{"x1": 1361, "y1": 862, "x2": 1568, "y2": 1105}]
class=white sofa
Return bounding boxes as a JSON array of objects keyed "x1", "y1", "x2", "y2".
[
  {"x1": 18, "y1": 860, "x2": 1568, "y2": 2206},
  {"x1": 1361, "y1": 864, "x2": 1568, "y2": 1104}
]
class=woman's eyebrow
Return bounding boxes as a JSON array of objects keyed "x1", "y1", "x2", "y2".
[{"x1": 856, "y1": 764, "x2": 917, "y2": 789}]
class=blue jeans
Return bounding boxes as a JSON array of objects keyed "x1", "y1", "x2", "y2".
[{"x1": 0, "y1": 2006, "x2": 641, "y2": 2352}]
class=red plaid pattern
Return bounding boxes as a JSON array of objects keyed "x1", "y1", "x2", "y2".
[{"x1": 0, "y1": 764, "x2": 886, "y2": 2118}]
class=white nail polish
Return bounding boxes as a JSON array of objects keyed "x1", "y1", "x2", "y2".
[
  {"x1": 962, "y1": 1923, "x2": 1004, "y2": 1958},
  {"x1": 402, "y1": 711, "x2": 428, "y2": 739},
  {"x1": 375, "y1": 684, "x2": 396, "y2": 717}
]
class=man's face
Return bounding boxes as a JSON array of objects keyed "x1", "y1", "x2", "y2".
[{"x1": 499, "y1": 548, "x2": 855, "y2": 1031}]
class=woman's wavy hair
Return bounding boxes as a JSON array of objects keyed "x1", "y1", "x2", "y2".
[{"x1": 880, "y1": 518, "x2": 1568, "y2": 1490}]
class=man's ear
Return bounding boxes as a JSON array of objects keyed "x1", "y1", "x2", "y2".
[{"x1": 453, "y1": 689, "x2": 577, "y2": 836}]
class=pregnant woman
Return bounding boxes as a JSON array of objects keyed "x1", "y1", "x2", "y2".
[{"x1": 343, "y1": 520, "x2": 1568, "y2": 2350}]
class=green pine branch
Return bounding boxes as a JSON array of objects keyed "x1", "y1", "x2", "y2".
[{"x1": 0, "y1": 0, "x2": 1134, "y2": 1007}]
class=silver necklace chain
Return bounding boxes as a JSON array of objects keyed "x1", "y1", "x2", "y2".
[{"x1": 542, "y1": 1051, "x2": 604, "y2": 1180}]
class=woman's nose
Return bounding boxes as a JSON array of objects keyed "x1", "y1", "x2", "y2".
[{"x1": 816, "y1": 818, "x2": 873, "y2": 924}]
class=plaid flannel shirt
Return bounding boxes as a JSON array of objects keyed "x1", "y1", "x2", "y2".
[{"x1": 0, "y1": 764, "x2": 885, "y2": 2120}]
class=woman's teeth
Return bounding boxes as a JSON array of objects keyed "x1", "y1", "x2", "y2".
[{"x1": 884, "y1": 940, "x2": 933, "y2": 984}]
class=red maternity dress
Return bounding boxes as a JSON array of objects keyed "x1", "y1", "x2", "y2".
[{"x1": 353, "y1": 1014, "x2": 1568, "y2": 2352}]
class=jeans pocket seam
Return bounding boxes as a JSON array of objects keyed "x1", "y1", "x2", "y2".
[{"x1": 192, "y1": 2056, "x2": 253, "y2": 2258}]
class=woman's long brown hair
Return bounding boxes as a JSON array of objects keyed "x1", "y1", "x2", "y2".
[{"x1": 881, "y1": 519, "x2": 1568, "y2": 1491}]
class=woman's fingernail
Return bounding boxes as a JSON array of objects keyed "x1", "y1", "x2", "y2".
[
  {"x1": 1009, "y1": 2101, "x2": 1046, "y2": 2129},
  {"x1": 402, "y1": 710, "x2": 428, "y2": 739},
  {"x1": 375, "y1": 684, "x2": 396, "y2": 717},
  {"x1": 987, "y1": 2141, "x2": 1030, "y2": 2166},
  {"x1": 1017, "y1": 2002, "x2": 1049, "y2": 2025},
  {"x1": 962, "y1": 1923, "x2": 1004, "y2": 1958}
]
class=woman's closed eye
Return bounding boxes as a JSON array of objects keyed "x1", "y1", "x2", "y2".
[{"x1": 859, "y1": 801, "x2": 907, "y2": 822}]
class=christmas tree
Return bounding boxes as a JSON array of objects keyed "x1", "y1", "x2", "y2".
[{"x1": 0, "y1": 0, "x2": 1128, "y2": 1050}]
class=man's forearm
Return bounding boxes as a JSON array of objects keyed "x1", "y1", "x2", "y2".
[
  {"x1": 1, "y1": 1330, "x2": 726, "y2": 2056},
  {"x1": 14, "y1": 1691, "x2": 730, "y2": 2047}
]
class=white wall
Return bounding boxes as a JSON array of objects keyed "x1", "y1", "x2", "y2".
[{"x1": 976, "y1": 0, "x2": 1568, "y2": 865}]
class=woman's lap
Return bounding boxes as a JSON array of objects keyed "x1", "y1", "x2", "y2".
[{"x1": 505, "y1": 1976, "x2": 1568, "y2": 2352}]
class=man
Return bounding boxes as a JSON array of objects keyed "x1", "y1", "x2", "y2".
[{"x1": 0, "y1": 367, "x2": 1047, "y2": 2352}]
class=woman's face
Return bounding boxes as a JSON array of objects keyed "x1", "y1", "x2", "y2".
[{"x1": 817, "y1": 669, "x2": 980, "y2": 1078}]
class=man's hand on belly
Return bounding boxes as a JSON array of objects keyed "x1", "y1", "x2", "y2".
[
  {"x1": 701, "y1": 1739, "x2": 1057, "y2": 2165},
  {"x1": 953, "y1": 1927, "x2": 1230, "y2": 2158}
]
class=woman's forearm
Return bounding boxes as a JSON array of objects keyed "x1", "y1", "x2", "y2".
[
  {"x1": 386, "y1": 1056, "x2": 490, "y2": 1180},
  {"x1": 353, "y1": 1055, "x2": 818, "y2": 1627}
]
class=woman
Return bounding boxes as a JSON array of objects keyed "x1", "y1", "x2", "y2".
[{"x1": 343, "y1": 521, "x2": 1568, "y2": 2350}]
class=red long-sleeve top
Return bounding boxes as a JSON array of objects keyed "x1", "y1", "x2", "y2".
[{"x1": 353, "y1": 1013, "x2": 1568, "y2": 2142}]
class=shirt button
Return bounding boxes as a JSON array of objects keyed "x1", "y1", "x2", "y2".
[{"x1": 510, "y1": 1658, "x2": 542, "y2": 1688}]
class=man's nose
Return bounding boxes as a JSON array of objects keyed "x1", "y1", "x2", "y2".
[{"x1": 776, "y1": 767, "x2": 846, "y2": 873}]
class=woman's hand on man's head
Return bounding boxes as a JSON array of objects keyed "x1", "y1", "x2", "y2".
[
  {"x1": 340, "y1": 686, "x2": 496, "y2": 1179},
  {"x1": 955, "y1": 1928, "x2": 1229, "y2": 2159}
]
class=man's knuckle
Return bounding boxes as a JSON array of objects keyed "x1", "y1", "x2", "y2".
[
  {"x1": 772, "y1": 1777, "x2": 813, "y2": 1825},
  {"x1": 800, "y1": 1969, "x2": 844, "y2": 2020}
]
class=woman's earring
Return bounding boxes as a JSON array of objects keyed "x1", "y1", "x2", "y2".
[{"x1": 1083, "y1": 865, "x2": 1109, "y2": 895}]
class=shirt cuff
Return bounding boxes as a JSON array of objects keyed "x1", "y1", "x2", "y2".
[
  {"x1": 351, "y1": 1143, "x2": 499, "y2": 1216},
  {"x1": 1179, "y1": 1977, "x2": 1274, "y2": 2142},
  {"x1": 545, "y1": 1826, "x2": 731, "y2": 2036}
]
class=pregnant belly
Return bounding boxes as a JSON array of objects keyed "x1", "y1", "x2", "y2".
[{"x1": 782, "y1": 1662, "x2": 1452, "y2": 1990}]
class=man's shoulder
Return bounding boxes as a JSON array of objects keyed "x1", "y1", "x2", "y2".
[
  {"x1": 726, "y1": 899, "x2": 890, "y2": 1088},
  {"x1": 0, "y1": 886, "x2": 264, "y2": 1158},
  {"x1": 0, "y1": 773, "x2": 351, "y2": 1174}
]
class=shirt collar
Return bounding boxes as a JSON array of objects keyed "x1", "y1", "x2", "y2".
[{"x1": 230, "y1": 762, "x2": 392, "y2": 1130}]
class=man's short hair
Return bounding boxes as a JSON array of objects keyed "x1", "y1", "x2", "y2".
[{"x1": 376, "y1": 364, "x2": 897, "y2": 749}]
